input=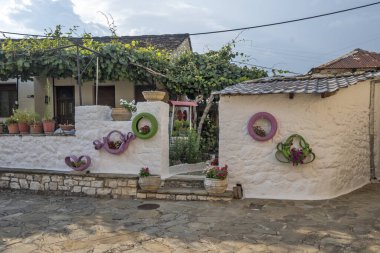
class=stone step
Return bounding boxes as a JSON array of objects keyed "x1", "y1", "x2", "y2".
[
  {"x1": 163, "y1": 175, "x2": 205, "y2": 189},
  {"x1": 137, "y1": 187, "x2": 233, "y2": 201}
]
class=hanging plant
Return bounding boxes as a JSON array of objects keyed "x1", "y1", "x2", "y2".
[{"x1": 275, "y1": 134, "x2": 315, "y2": 166}]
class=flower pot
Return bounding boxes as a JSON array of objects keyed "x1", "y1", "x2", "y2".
[
  {"x1": 138, "y1": 175, "x2": 161, "y2": 192},
  {"x1": 111, "y1": 108, "x2": 132, "y2": 121},
  {"x1": 204, "y1": 178, "x2": 228, "y2": 194},
  {"x1": 59, "y1": 124, "x2": 74, "y2": 131},
  {"x1": 43, "y1": 120, "x2": 55, "y2": 134},
  {"x1": 7, "y1": 123, "x2": 19, "y2": 134},
  {"x1": 142, "y1": 91, "x2": 166, "y2": 101},
  {"x1": 30, "y1": 124, "x2": 43, "y2": 134},
  {"x1": 18, "y1": 122, "x2": 30, "y2": 134}
]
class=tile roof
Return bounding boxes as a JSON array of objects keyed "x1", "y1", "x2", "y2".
[
  {"x1": 214, "y1": 71, "x2": 380, "y2": 96},
  {"x1": 312, "y1": 48, "x2": 380, "y2": 71}
]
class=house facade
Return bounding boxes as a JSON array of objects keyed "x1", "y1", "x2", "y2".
[
  {"x1": 0, "y1": 34, "x2": 192, "y2": 123},
  {"x1": 216, "y1": 48, "x2": 380, "y2": 200}
]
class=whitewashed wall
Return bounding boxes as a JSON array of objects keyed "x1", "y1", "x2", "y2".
[
  {"x1": 0, "y1": 102, "x2": 169, "y2": 177},
  {"x1": 219, "y1": 81, "x2": 372, "y2": 200}
]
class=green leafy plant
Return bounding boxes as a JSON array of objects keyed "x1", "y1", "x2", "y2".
[
  {"x1": 29, "y1": 112, "x2": 41, "y2": 125},
  {"x1": 200, "y1": 116, "x2": 218, "y2": 154},
  {"x1": 203, "y1": 165, "x2": 228, "y2": 180},
  {"x1": 139, "y1": 167, "x2": 151, "y2": 177},
  {"x1": 120, "y1": 99, "x2": 137, "y2": 112},
  {"x1": 13, "y1": 110, "x2": 32, "y2": 124},
  {"x1": 4, "y1": 116, "x2": 17, "y2": 125},
  {"x1": 169, "y1": 130, "x2": 204, "y2": 165}
]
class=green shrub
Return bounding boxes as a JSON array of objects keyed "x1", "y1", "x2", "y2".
[
  {"x1": 169, "y1": 130, "x2": 204, "y2": 165},
  {"x1": 200, "y1": 117, "x2": 219, "y2": 154}
]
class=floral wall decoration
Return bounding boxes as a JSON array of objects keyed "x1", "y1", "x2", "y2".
[
  {"x1": 247, "y1": 112, "x2": 277, "y2": 141},
  {"x1": 132, "y1": 112, "x2": 158, "y2": 139},
  {"x1": 64, "y1": 155, "x2": 91, "y2": 171},
  {"x1": 93, "y1": 130, "x2": 136, "y2": 155},
  {"x1": 275, "y1": 134, "x2": 315, "y2": 166}
]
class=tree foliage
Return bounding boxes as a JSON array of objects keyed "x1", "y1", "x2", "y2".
[{"x1": 0, "y1": 26, "x2": 267, "y2": 97}]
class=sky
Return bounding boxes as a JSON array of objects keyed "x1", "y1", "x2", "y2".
[{"x1": 1, "y1": 0, "x2": 380, "y2": 74}]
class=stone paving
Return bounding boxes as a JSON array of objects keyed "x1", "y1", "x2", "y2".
[{"x1": 0, "y1": 184, "x2": 380, "y2": 253}]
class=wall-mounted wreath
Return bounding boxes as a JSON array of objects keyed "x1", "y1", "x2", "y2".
[
  {"x1": 132, "y1": 112, "x2": 158, "y2": 139},
  {"x1": 247, "y1": 112, "x2": 277, "y2": 141},
  {"x1": 275, "y1": 134, "x2": 315, "y2": 166}
]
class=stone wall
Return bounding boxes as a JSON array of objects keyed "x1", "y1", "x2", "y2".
[
  {"x1": 0, "y1": 169, "x2": 138, "y2": 198},
  {"x1": 219, "y1": 81, "x2": 372, "y2": 200},
  {"x1": 0, "y1": 102, "x2": 169, "y2": 177}
]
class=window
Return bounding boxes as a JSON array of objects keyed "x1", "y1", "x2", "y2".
[{"x1": 0, "y1": 83, "x2": 17, "y2": 117}]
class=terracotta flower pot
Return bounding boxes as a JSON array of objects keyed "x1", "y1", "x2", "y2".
[
  {"x1": 43, "y1": 120, "x2": 55, "y2": 134},
  {"x1": 204, "y1": 178, "x2": 228, "y2": 194},
  {"x1": 138, "y1": 175, "x2": 161, "y2": 192},
  {"x1": 18, "y1": 122, "x2": 30, "y2": 134},
  {"x1": 30, "y1": 124, "x2": 43, "y2": 134},
  {"x1": 111, "y1": 108, "x2": 132, "y2": 121},
  {"x1": 7, "y1": 123, "x2": 19, "y2": 134}
]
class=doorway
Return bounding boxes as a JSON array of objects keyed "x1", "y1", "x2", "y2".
[
  {"x1": 95, "y1": 86, "x2": 115, "y2": 107},
  {"x1": 56, "y1": 86, "x2": 75, "y2": 124}
]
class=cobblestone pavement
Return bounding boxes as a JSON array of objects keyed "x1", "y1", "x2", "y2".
[{"x1": 0, "y1": 184, "x2": 380, "y2": 253}]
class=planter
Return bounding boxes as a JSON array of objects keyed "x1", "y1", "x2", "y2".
[
  {"x1": 30, "y1": 124, "x2": 43, "y2": 134},
  {"x1": 18, "y1": 122, "x2": 30, "y2": 134},
  {"x1": 59, "y1": 124, "x2": 74, "y2": 131},
  {"x1": 65, "y1": 155, "x2": 91, "y2": 171},
  {"x1": 204, "y1": 178, "x2": 228, "y2": 194},
  {"x1": 138, "y1": 175, "x2": 161, "y2": 192},
  {"x1": 7, "y1": 123, "x2": 19, "y2": 134},
  {"x1": 111, "y1": 108, "x2": 132, "y2": 121},
  {"x1": 142, "y1": 91, "x2": 166, "y2": 101},
  {"x1": 43, "y1": 120, "x2": 55, "y2": 134}
]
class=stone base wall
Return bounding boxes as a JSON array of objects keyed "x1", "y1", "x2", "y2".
[{"x1": 0, "y1": 169, "x2": 138, "y2": 199}]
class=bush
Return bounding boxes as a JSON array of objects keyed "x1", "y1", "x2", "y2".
[
  {"x1": 169, "y1": 130, "x2": 204, "y2": 165},
  {"x1": 200, "y1": 117, "x2": 218, "y2": 154}
]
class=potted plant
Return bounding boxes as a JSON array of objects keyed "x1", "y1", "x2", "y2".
[
  {"x1": 5, "y1": 116, "x2": 19, "y2": 134},
  {"x1": 111, "y1": 99, "x2": 137, "y2": 121},
  {"x1": 59, "y1": 122, "x2": 75, "y2": 131},
  {"x1": 138, "y1": 167, "x2": 161, "y2": 192},
  {"x1": 30, "y1": 112, "x2": 43, "y2": 134},
  {"x1": 64, "y1": 155, "x2": 91, "y2": 171},
  {"x1": 203, "y1": 159, "x2": 228, "y2": 194},
  {"x1": 13, "y1": 110, "x2": 31, "y2": 134},
  {"x1": 142, "y1": 90, "x2": 166, "y2": 101},
  {"x1": 42, "y1": 110, "x2": 55, "y2": 135}
]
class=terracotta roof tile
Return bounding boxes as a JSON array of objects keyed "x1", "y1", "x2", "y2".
[{"x1": 313, "y1": 48, "x2": 380, "y2": 70}]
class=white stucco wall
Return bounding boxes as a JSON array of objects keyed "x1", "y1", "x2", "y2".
[
  {"x1": 0, "y1": 102, "x2": 169, "y2": 177},
  {"x1": 219, "y1": 81, "x2": 373, "y2": 200}
]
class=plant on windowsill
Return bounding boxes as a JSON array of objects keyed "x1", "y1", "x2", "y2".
[
  {"x1": 59, "y1": 121, "x2": 75, "y2": 131},
  {"x1": 42, "y1": 110, "x2": 55, "y2": 135},
  {"x1": 30, "y1": 112, "x2": 43, "y2": 134},
  {"x1": 203, "y1": 158, "x2": 228, "y2": 194},
  {"x1": 138, "y1": 167, "x2": 161, "y2": 192},
  {"x1": 4, "y1": 116, "x2": 19, "y2": 134},
  {"x1": 13, "y1": 109, "x2": 31, "y2": 134}
]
